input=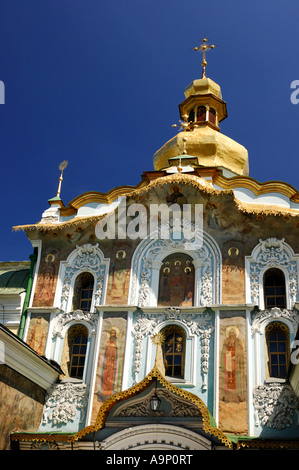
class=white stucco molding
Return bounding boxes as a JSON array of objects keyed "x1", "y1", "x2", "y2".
[
  {"x1": 54, "y1": 243, "x2": 110, "y2": 313},
  {"x1": 129, "y1": 228, "x2": 221, "y2": 308},
  {"x1": 245, "y1": 237, "x2": 299, "y2": 309}
]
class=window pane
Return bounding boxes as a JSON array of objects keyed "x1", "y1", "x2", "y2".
[
  {"x1": 72, "y1": 356, "x2": 78, "y2": 365},
  {"x1": 265, "y1": 287, "x2": 275, "y2": 295},
  {"x1": 174, "y1": 355, "x2": 182, "y2": 365},
  {"x1": 73, "y1": 345, "x2": 80, "y2": 354},
  {"x1": 70, "y1": 333, "x2": 88, "y2": 379},
  {"x1": 79, "y1": 356, "x2": 85, "y2": 366},
  {"x1": 278, "y1": 354, "x2": 286, "y2": 365},
  {"x1": 278, "y1": 342, "x2": 286, "y2": 352},
  {"x1": 269, "y1": 343, "x2": 277, "y2": 352},
  {"x1": 162, "y1": 326, "x2": 185, "y2": 379},
  {"x1": 165, "y1": 355, "x2": 173, "y2": 365},
  {"x1": 279, "y1": 366, "x2": 287, "y2": 377},
  {"x1": 264, "y1": 269, "x2": 286, "y2": 309},
  {"x1": 267, "y1": 322, "x2": 289, "y2": 379}
]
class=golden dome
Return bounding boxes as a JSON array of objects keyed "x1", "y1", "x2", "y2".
[{"x1": 153, "y1": 76, "x2": 249, "y2": 176}]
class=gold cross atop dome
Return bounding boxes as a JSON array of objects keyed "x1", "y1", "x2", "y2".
[{"x1": 192, "y1": 36, "x2": 218, "y2": 78}]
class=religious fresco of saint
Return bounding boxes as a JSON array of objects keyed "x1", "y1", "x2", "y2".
[
  {"x1": 218, "y1": 313, "x2": 248, "y2": 434},
  {"x1": 33, "y1": 253, "x2": 57, "y2": 307},
  {"x1": 106, "y1": 249, "x2": 130, "y2": 304},
  {"x1": 165, "y1": 185, "x2": 188, "y2": 206},
  {"x1": 158, "y1": 253, "x2": 195, "y2": 307},
  {"x1": 27, "y1": 313, "x2": 50, "y2": 356},
  {"x1": 90, "y1": 313, "x2": 127, "y2": 424}
]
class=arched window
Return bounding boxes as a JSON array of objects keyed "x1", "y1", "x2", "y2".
[
  {"x1": 158, "y1": 253, "x2": 195, "y2": 307},
  {"x1": 263, "y1": 268, "x2": 286, "y2": 309},
  {"x1": 69, "y1": 325, "x2": 88, "y2": 379},
  {"x1": 60, "y1": 324, "x2": 88, "y2": 379},
  {"x1": 266, "y1": 322, "x2": 289, "y2": 379},
  {"x1": 72, "y1": 272, "x2": 94, "y2": 312},
  {"x1": 162, "y1": 325, "x2": 186, "y2": 379}
]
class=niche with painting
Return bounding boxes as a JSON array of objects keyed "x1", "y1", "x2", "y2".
[{"x1": 158, "y1": 253, "x2": 194, "y2": 307}]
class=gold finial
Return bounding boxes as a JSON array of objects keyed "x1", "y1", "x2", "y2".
[
  {"x1": 172, "y1": 119, "x2": 189, "y2": 131},
  {"x1": 171, "y1": 120, "x2": 189, "y2": 172},
  {"x1": 151, "y1": 332, "x2": 165, "y2": 346},
  {"x1": 192, "y1": 36, "x2": 218, "y2": 78},
  {"x1": 177, "y1": 155, "x2": 183, "y2": 173},
  {"x1": 151, "y1": 332, "x2": 165, "y2": 373},
  {"x1": 56, "y1": 160, "x2": 68, "y2": 198}
]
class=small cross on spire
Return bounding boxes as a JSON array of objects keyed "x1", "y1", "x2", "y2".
[
  {"x1": 192, "y1": 36, "x2": 218, "y2": 78},
  {"x1": 56, "y1": 160, "x2": 68, "y2": 198}
]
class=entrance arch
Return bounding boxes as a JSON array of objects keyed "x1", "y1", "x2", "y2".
[{"x1": 100, "y1": 424, "x2": 212, "y2": 450}]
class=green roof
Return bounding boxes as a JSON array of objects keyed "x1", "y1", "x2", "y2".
[{"x1": 0, "y1": 268, "x2": 29, "y2": 294}]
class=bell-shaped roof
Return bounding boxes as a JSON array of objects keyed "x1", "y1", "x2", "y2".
[{"x1": 153, "y1": 75, "x2": 249, "y2": 176}]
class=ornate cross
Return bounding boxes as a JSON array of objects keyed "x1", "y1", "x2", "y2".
[{"x1": 192, "y1": 36, "x2": 218, "y2": 78}]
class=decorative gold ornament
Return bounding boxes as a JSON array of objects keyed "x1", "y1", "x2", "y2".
[
  {"x1": 151, "y1": 332, "x2": 165, "y2": 346},
  {"x1": 192, "y1": 36, "x2": 218, "y2": 78}
]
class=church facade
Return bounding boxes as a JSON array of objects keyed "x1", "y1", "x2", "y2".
[{"x1": 2, "y1": 50, "x2": 299, "y2": 450}]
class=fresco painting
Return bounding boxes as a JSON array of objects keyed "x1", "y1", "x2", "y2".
[
  {"x1": 91, "y1": 313, "x2": 127, "y2": 424},
  {"x1": 219, "y1": 313, "x2": 247, "y2": 434}
]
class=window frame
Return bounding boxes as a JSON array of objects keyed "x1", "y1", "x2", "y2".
[
  {"x1": 161, "y1": 325, "x2": 186, "y2": 380},
  {"x1": 265, "y1": 321, "x2": 290, "y2": 380},
  {"x1": 69, "y1": 331, "x2": 88, "y2": 379},
  {"x1": 145, "y1": 319, "x2": 198, "y2": 387},
  {"x1": 72, "y1": 271, "x2": 95, "y2": 312},
  {"x1": 64, "y1": 324, "x2": 89, "y2": 381},
  {"x1": 263, "y1": 268, "x2": 286, "y2": 310}
]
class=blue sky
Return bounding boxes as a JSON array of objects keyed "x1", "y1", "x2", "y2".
[{"x1": 0, "y1": 0, "x2": 298, "y2": 261}]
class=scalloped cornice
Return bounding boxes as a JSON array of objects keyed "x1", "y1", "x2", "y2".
[{"x1": 12, "y1": 170, "x2": 299, "y2": 232}]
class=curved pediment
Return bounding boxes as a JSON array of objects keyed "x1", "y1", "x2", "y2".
[
  {"x1": 75, "y1": 365, "x2": 232, "y2": 448},
  {"x1": 13, "y1": 170, "x2": 299, "y2": 234}
]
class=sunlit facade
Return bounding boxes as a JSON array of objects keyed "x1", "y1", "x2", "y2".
[{"x1": 2, "y1": 63, "x2": 299, "y2": 451}]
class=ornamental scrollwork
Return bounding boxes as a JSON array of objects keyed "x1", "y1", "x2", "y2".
[
  {"x1": 132, "y1": 309, "x2": 214, "y2": 390},
  {"x1": 137, "y1": 239, "x2": 213, "y2": 308},
  {"x1": 60, "y1": 244, "x2": 108, "y2": 311},
  {"x1": 52, "y1": 309, "x2": 99, "y2": 338},
  {"x1": 253, "y1": 382, "x2": 299, "y2": 429},
  {"x1": 247, "y1": 238, "x2": 299, "y2": 306},
  {"x1": 251, "y1": 307, "x2": 299, "y2": 335},
  {"x1": 115, "y1": 388, "x2": 201, "y2": 418},
  {"x1": 42, "y1": 381, "x2": 89, "y2": 427},
  {"x1": 129, "y1": 224, "x2": 221, "y2": 308}
]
